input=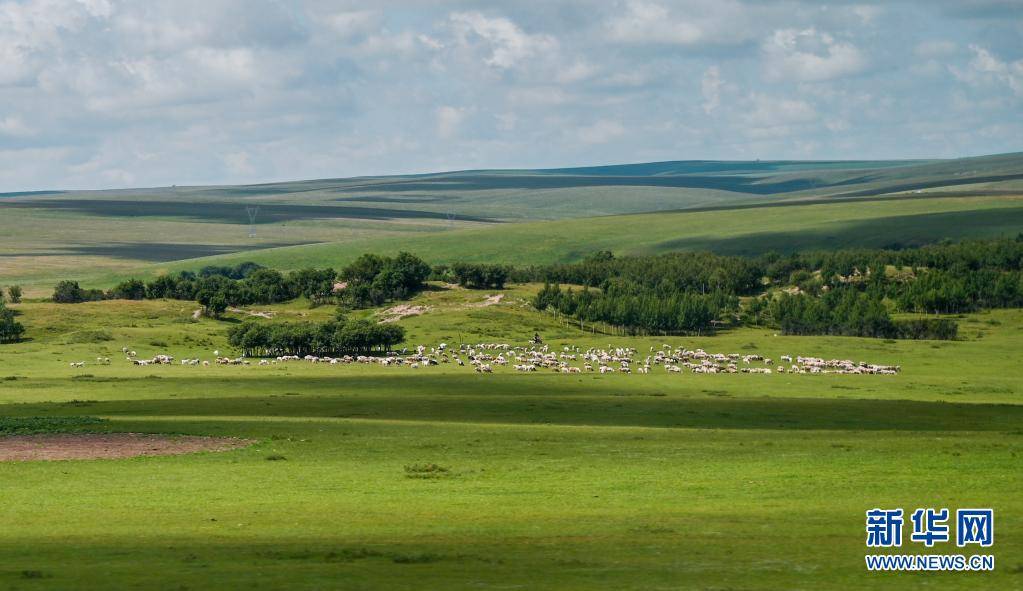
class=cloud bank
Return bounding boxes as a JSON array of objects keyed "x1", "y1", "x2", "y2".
[{"x1": 0, "y1": 0, "x2": 1020, "y2": 190}]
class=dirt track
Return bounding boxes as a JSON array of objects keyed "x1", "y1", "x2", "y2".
[{"x1": 0, "y1": 433, "x2": 252, "y2": 461}]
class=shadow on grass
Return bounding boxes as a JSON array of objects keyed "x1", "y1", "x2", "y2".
[
  {"x1": 7, "y1": 387, "x2": 1022, "y2": 432},
  {"x1": 653, "y1": 207, "x2": 1023, "y2": 255}
]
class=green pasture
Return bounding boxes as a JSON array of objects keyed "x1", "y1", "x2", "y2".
[
  {"x1": 142, "y1": 194, "x2": 1023, "y2": 278},
  {"x1": 0, "y1": 289, "x2": 1020, "y2": 589},
  {"x1": 7, "y1": 193, "x2": 1021, "y2": 297},
  {"x1": 3, "y1": 152, "x2": 1023, "y2": 295}
]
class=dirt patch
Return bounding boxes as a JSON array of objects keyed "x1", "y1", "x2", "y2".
[
  {"x1": 379, "y1": 304, "x2": 431, "y2": 323},
  {"x1": 228, "y1": 307, "x2": 275, "y2": 319},
  {"x1": 471, "y1": 294, "x2": 504, "y2": 307},
  {"x1": 0, "y1": 433, "x2": 253, "y2": 462}
]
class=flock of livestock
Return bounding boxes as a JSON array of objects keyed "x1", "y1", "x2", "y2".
[{"x1": 69, "y1": 343, "x2": 901, "y2": 376}]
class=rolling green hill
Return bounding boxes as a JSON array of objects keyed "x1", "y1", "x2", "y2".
[
  {"x1": 91, "y1": 194, "x2": 1023, "y2": 288},
  {"x1": 2, "y1": 152, "x2": 1022, "y2": 293}
]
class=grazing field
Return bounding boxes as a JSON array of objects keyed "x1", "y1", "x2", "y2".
[
  {"x1": 142, "y1": 194, "x2": 1023, "y2": 279},
  {"x1": 3, "y1": 153, "x2": 1023, "y2": 294},
  {"x1": 0, "y1": 287, "x2": 1020, "y2": 589}
]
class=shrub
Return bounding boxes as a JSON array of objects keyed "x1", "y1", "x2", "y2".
[
  {"x1": 0, "y1": 302, "x2": 25, "y2": 343},
  {"x1": 52, "y1": 280, "x2": 86, "y2": 303}
]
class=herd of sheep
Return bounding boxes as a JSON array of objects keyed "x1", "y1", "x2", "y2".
[{"x1": 69, "y1": 343, "x2": 900, "y2": 376}]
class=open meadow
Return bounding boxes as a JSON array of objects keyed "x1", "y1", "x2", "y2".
[
  {"x1": 0, "y1": 285, "x2": 1020, "y2": 589},
  {"x1": 4, "y1": 2, "x2": 1022, "y2": 587},
  {"x1": 4, "y1": 153, "x2": 1022, "y2": 296}
]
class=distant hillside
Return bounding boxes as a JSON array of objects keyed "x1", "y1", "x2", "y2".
[
  {"x1": 3, "y1": 152, "x2": 1022, "y2": 294},
  {"x1": 133, "y1": 194, "x2": 1023, "y2": 278}
]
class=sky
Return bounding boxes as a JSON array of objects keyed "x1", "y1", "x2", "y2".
[{"x1": 0, "y1": 0, "x2": 1021, "y2": 191}]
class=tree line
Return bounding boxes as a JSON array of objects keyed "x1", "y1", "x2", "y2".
[
  {"x1": 762, "y1": 286, "x2": 958, "y2": 340},
  {"x1": 526, "y1": 237, "x2": 1023, "y2": 339},
  {"x1": 434, "y1": 263, "x2": 509, "y2": 289},
  {"x1": 227, "y1": 315, "x2": 406, "y2": 357},
  {"x1": 45, "y1": 236, "x2": 1023, "y2": 339},
  {"x1": 335, "y1": 253, "x2": 432, "y2": 309},
  {"x1": 533, "y1": 281, "x2": 734, "y2": 335},
  {"x1": 51, "y1": 253, "x2": 433, "y2": 318}
]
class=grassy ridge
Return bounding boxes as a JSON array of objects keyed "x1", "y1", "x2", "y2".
[
  {"x1": 3, "y1": 153, "x2": 1023, "y2": 294},
  {"x1": 138, "y1": 194, "x2": 1023, "y2": 276}
]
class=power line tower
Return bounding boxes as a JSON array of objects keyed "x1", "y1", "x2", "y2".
[
  {"x1": 245, "y1": 206, "x2": 260, "y2": 238},
  {"x1": 446, "y1": 211, "x2": 456, "y2": 227}
]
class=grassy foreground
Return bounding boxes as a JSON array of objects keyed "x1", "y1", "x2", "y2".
[{"x1": 0, "y1": 288, "x2": 1020, "y2": 589}]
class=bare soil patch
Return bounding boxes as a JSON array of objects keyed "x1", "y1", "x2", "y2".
[
  {"x1": 470, "y1": 294, "x2": 504, "y2": 307},
  {"x1": 0, "y1": 433, "x2": 253, "y2": 462},
  {"x1": 379, "y1": 304, "x2": 431, "y2": 323}
]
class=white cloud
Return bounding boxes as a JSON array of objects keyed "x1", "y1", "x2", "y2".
[
  {"x1": 607, "y1": 1, "x2": 702, "y2": 45},
  {"x1": 448, "y1": 11, "x2": 557, "y2": 70},
  {"x1": 0, "y1": 116, "x2": 33, "y2": 137},
  {"x1": 436, "y1": 105, "x2": 467, "y2": 139},
  {"x1": 762, "y1": 28, "x2": 867, "y2": 82},
  {"x1": 605, "y1": 0, "x2": 758, "y2": 47},
  {"x1": 557, "y1": 60, "x2": 597, "y2": 84},
  {"x1": 915, "y1": 40, "x2": 957, "y2": 58},
  {"x1": 324, "y1": 10, "x2": 379, "y2": 39},
  {"x1": 0, "y1": 0, "x2": 1019, "y2": 191},
  {"x1": 576, "y1": 119, "x2": 625, "y2": 144},
  {"x1": 959, "y1": 44, "x2": 1023, "y2": 97},
  {"x1": 223, "y1": 151, "x2": 255, "y2": 175},
  {"x1": 851, "y1": 5, "x2": 882, "y2": 25},
  {"x1": 701, "y1": 66, "x2": 723, "y2": 114},
  {"x1": 742, "y1": 94, "x2": 818, "y2": 138}
]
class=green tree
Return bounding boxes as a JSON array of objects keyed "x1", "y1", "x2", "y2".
[
  {"x1": 53, "y1": 280, "x2": 85, "y2": 303},
  {"x1": 110, "y1": 279, "x2": 147, "y2": 300},
  {"x1": 0, "y1": 302, "x2": 24, "y2": 343}
]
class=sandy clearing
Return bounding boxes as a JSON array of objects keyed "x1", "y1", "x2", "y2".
[
  {"x1": 379, "y1": 304, "x2": 431, "y2": 323},
  {"x1": 471, "y1": 294, "x2": 504, "y2": 307},
  {"x1": 0, "y1": 433, "x2": 253, "y2": 462},
  {"x1": 228, "y1": 307, "x2": 275, "y2": 318}
]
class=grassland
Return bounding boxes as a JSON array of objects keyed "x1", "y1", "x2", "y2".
[
  {"x1": 0, "y1": 285, "x2": 1020, "y2": 589},
  {"x1": 2, "y1": 154, "x2": 1022, "y2": 589},
  {"x1": 136, "y1": 194, "x2": 1023, "y2": 277},
  {"x1": 4, "y1": 152, "x2": 1023, "y2": 295}
]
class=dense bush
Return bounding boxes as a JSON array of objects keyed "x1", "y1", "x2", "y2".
[
  {"x1": 227, "y1": 317, "x2": 406, "y2": 356},
  {"x1": 518, "y1": 250, "x2": 764, "y2": 296},
  {"x1": 448, "y1": 263, "x2": 509, "y2": 289},
  {"x1": 53, "y1": 262, "x2": 343, "y2": 316},
  {"x1": 534, "y1": 281, "x2": 732, "y2": 335},
  {"x1": 0, "y1": 301, "x2": 24, "y2": 343},
  {"x1": 892, "y1": 318, "x2": 959, "y2": 340},
  {"x1": 768, "y1": 288, "x2": 895, "y2": 338},
  {"x1": 766, "y1": 289, "x2": 961, "y2": 340},
  {"x1": 51, "y1": 280, "x2": 104, "y2": 303},
  {"x1": 525, "y1": 238, "x2": 1023, "y2": 338},
  {"x1": 110, "y1": 279, "x2": 147, "y2": 300},
  {"x1": 198, "y1": 262, "x2": 264, "y2": 280},
  {"x1": 338, "y1": 252, "x2": 432, "y2": 309}
]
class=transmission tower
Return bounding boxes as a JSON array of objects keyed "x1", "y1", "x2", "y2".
[{"x1": 245, "y1": 206, "x2": 260, "y2": 238}]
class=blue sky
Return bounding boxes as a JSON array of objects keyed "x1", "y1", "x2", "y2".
[{"x1": 0, "y1": 0, "x2": 1021, "y2": 190}]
